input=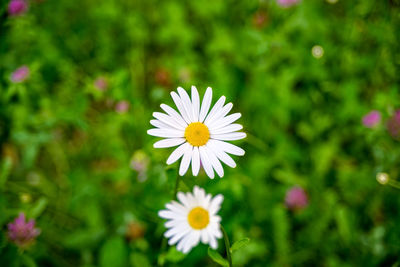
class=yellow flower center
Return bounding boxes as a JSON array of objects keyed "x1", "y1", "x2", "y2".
[
  {"x1": 184, "y1": 122, "x2": 210, "y2": 147},
  {"x1": 187, "y1": 207, "x2": 210, "y2": 230}
]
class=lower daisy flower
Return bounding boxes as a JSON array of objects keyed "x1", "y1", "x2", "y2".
[{"x1": 158, "y1": 186, "x2": 223, "y2": 253}]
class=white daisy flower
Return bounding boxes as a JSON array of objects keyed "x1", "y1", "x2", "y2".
[
  {"x1": 147, "y1": 86, "x2": 246, "y2": 178},
  {"x1": 158, "y1": 186, "x2": 223, "y2": 254}
]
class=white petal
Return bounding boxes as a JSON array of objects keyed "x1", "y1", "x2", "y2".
[
  {"x1": 206, "y1": 103, "x2": 233, "y2": 126},
  {"x1": 180, "y1": 231, "x2": 200, "y2": 254},
  {"x1": 154, "y1": 138, "x2": 186, "y2": 148},
  {"x1": 186, "y1": 191, "x2": 198, "y2": 207},
  {"x1": 179, "y1": 145, "x2": 193, "y2": 176},
  {"x1": 182, "y1": 240, "x2": 192, "y2": 254},
  {"x1": 209, "y1": 140, "x2": 245, "y2": 156},
  {"x1": 207, "y1": 142, "x2": 236, "y2": 168},
  {"x1": 201, "y1": 230, "x2": 209, "y2": 244},
  {"x1": 204, "y1": 96, "x2": 226, "y2": 125},
  {"x1": 199, "y1": 87, "x2": 212, "y2": 123},
  {"x1": 205, "y1": 146, "x2": 224, "y2": 178},
  {"x1": 208, "y1": 223, "x2": 222, "y2": 238},
  {"x1": 160, "y1": 104, "x2": 188, "y2": 128},
  {"x1": 158, "y1": 210, "x2": 179, "y2": 220},
  {"x1": 199, "y1": 146, "x2": 215, "y2": 179},
  {"x1": 203, "y1": 194, "x2": 212, "y2": 210},
  {"x1": 193, "y1": 185, "x2": 200, "y2": 195},
  {"x1": 177, "y1": 192, "x2": 190, "y2": 208},
  {"x1": 209, "y1": 233, "x2": 218, "y2": 249},
  {"x1": 171, "y1": 199, "x2": 188, "y2": 210},
  {"x1": 153, "y1": 112, "x2": 184, "y2": 130},
  {"x1": 177, "y1": 87, "x2": 194, "y2": 122},
  {"x1": 210, "y1": 124, "x2": 243, "y2": 135},
  {"x1": 166, "y1": 202, "x2": 187, "y2": 215},
  {"x1": 191, "y1": 86, "x2": 200, "y2": 122},
  {"x1": 166, "y1": 142, "x2": 189, "y2": 165},
  {"x1": 210, "y1": 113, "x2": 242, "y2": 130},
  {"x1": 214, "y1": 228, "x2": 222, "y2": 239},
  {"x1": 188, "y1": 231, "x2": 201, "y2": 250},
  {"x1": 211, "y1": 132, "x2": 246, "y2": 141},
  {"x1": 209, "y1": 194, "x2": 224, "y2": 215},
  {"x1": 176, "y1": 237, "x2": 186, "y2": 252},
  {"x1": 191, "y1": 147, "x2": 200, "y2": 176},
  {"x1": 210, "y1": 215, "x2": 222, "y2": 224},
  {"x1": 168, "y1": 226, "x2": 191, "y2": 245},
  {"x1": 165, "y1": 219, "x2": 186, "y2": 228},
  {"x1": 164, "y1": 219, "x2": 187, "y2": 228},
  {"x1": 171, "y1": 91, "x2": 191, "y2": 124},
  {"x1": 193, "y1": 185, "x2": 205, "y2": 202},
  {"x1": 178, "y1": 234, "x2": 193, "y2": 254},
  {"x1": 147, "y1": 128, "x2": 184, "y2": 138},
  {"x1": 150, "y1": 119, "x2": 172, "y2": 129}
]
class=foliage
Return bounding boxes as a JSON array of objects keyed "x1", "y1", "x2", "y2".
[{"x1": 1, "y1": 0, "x2": 400, "y2": 266}]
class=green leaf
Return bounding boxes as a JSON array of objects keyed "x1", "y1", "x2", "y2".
[
  {"x1": 230, "y1": 238, "x2": 250, "y2": 253},
  {"x1": 99, "y1": 236, "x2": 128, "y2": 267},
  {"x1": 207, "y1": 247, "x2": 229, "y2": 267},
  {"x1": 158, "y1": 246, "x2": 186, "y2": 266},
  {"x1": 165, "y1": 167, "x2": 179, "y2": 193},
  {"x1": 0, "y1": 232, "x2": 6, "y2": 255},
  {"x1": 164, "y1": 246, "x2": 185, "y2": 263},
  {"x1": 335, "y1": 205, "x2": 352, "y2": 244},
  {"x1": 0, "y1": 157, "x2": 12, "y2": 190},
  {"x1": 130, "y1": 252, "x2": 151, "y2": 267},
  {"x1": 29, "y1": 197, "x2": 48, "y2": 218},
  {"x1": 20, "y1": 254, "x2": 37, "y2": 267},
  {"x1": 63, "y1": 228, "x2": 105, "y2": 249},
  {"x1": 272, "y1": 205, "x2": 290, "y2": 265}
]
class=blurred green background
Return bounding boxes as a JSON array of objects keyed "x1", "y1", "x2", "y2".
[{"x1": 1, "y1": 0, "x2": 400, "y2": 266}]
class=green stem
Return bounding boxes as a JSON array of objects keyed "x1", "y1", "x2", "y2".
[
  {"x1": 159, "y1": 169, "x2": 181, "y2": 266},
  {"x1": 173, "y1": 169, "x2": 181, "y2": 200},
  {"x1": 221, "y1": 225, "x2": 233, "y2": 267},
  {"x1": 159, "y1": 238, "x2": 167, "y2": 266}
]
